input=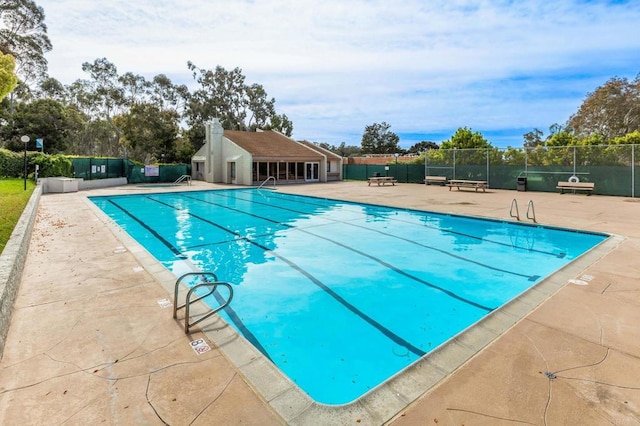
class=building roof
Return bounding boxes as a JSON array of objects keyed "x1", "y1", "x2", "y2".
[
  {"x1": 224, "y1": 130, "x2": 324, "y2": 161},
  {"x1": 297, "y1": 140, "x2": 343, "y2": 160}
]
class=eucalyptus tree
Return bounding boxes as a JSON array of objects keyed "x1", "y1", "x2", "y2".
[
  {"x1": 523, "y1": 128, "x2": 544, "y2": 148},
  {"x1": 149, "y1": 74, "x2": 189, "y2": 116},
  {"x1": 186, "y1": 62, "x2": 292, "y2": 148},
  {"x1": 0, "y1": 0, "x2": 51, "y2": 91},
  {"x1": 65, "y1": 58, "x2": 126, "y2": 156},
  {"x1": 567, "y1": 75, "x2": 640, "y2": 141}
]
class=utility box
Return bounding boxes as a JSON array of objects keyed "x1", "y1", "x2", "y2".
[{"x1": 517, "y1": 176, "x2": 527, "y2": 192}]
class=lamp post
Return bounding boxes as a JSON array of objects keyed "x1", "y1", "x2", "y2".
[{"x1": 21, "y1": 135, "x2": 29, "y2": 190}]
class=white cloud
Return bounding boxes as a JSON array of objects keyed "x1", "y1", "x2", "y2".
[{"x1": 38, "y1": 0, "x2": 640, "y2": 147}]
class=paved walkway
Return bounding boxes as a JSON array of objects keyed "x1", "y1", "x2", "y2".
[{"x1": 1, "y1": 181, "x2": 639, "y2": 425}]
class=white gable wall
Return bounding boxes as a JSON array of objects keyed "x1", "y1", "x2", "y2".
[{"x1": 221, "y1": 141, "x2": 252, "y2": 185}]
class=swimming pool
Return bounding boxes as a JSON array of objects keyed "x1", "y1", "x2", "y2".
[{"x1": 90, "y1": 188, "x2": 608, "y2": 405}]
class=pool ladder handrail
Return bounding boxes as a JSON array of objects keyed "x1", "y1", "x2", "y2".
[
  {"x1": 258, "y1": 176, "x2": 276, "y2": 189},
  {"x1": 509, "y1": 198, "x2": 520, "y2": 220},
  {"x1": 173, "y1": 272, "x2": 234, "y2": 334},
  {"x1": 509, "y1": 199, "x2": 537, "y2": 223},
  {"x1": 174, "y1": 175, "x2": 192, "y2": 185},
  {"x1": 526, "y1": 200, "x2": 537, "y2": 223}
]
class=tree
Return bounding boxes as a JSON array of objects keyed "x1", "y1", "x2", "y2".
[
  {"x1": 567, "y1": 74, "x2": 640, "y2": 141},
  {"x1": 545, "y1": 130, "x2": 578, "y2": 147},
  {"x1": 361, "y1": 122, "x2": 400, "y2": 154},
  {"x1": 441, "y1": 127, "x2": 490, "y2": 149},
  {"x1": 185, "y1": 62, "x2": 290, "y2": 145},
  {"x1": 0, "y1": 98, "x2": 80, "y2": 153},
  {"x1": 0, "y1": 51, "x2": 18, "y2": 100},
  {"x1": 263, "y1": 112, "x2": 293, "y2": 136},
  {"x1": 406, "y1": 140, "x2": 438, "y2": 154},
  {"x1": 523, "y1": 128, "x2": 544, "y2": 148},
  {"x1": 149, "y1": 73, "x2": 189, "y2": 115},
  {"x1": 0, "y1": 0, "x2": 51, "y2": 88},
  {"x1": 317, "y1": 141, "x2": 361, "y2": 157},
  {"x1": 36, "y1": 77, "x2": 67, "y2": 102},
  {"x1": 114, "y1": 102, "x2": 180, "y2": 163}
]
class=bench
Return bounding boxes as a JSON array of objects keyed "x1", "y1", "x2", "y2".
[
  {"x1": 446, "y1": 179, "x2": 487, "y2": 192},
  {"x1": 424, "y1": 176, "x2": 447, "y2": 186},
  {"x1": 367, "y1": 176, "x2": 398, "y2": 186},
  {"x1": 557, "y1": 181, "x2": 595, "y2": 195}
]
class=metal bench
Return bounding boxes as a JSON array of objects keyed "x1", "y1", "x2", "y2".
[
  {"x1": 424, "y1": 176, "x2": 447, "y2": 186},
  {"x1": 557, "y1": 181, "x2": 595, "y2": 195}
]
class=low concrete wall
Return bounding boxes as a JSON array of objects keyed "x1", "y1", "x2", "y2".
[
  {"x1": 43, "y1": 177, "x2": 79, "y2": 193},
  {"x1": 0, "y1": 186, "x2": 41, "y2": 360},
  {"x1": 41, "y1": 177, "x2": 128, "y2": 193},
  {"x1": 78, "y1": 177, "x2": 128, "y2": 190}
]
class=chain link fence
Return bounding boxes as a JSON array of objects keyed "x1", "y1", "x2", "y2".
[{"x1": 343, "y1": 144, "x2": 639, "y2": 197}]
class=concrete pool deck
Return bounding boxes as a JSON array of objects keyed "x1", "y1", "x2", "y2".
[{"x1": 1, "y1": 181, "x2": 639, "y2": 425}]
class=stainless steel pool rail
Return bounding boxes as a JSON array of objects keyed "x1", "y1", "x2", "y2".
[
  {"x1": 526, "y1": 200, "x2": 537, "y2": 223},
  {"x1": 174, "y1": 175, "x2": 192, "y2": 185},
  {"x1": 173, "y1": 272, "x2": 234, "y2": 334},
  {"x1": 258, "y1": 176, "x2": 276, "y2": 189},
  {"x1": 510, "y1": 198, "x2": 537, "y2": 222},
  {"x1": 510, "y1": 198, "x2": 520, "y2": 220}
]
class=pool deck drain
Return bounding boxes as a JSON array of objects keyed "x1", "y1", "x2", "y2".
[{"x1": 1, "y1": 181, "x2": 639, "y2": 425}]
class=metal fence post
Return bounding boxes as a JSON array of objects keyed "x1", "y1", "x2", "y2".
[{"x1": 633, "y1": 144, "x2": 636, "y2": 198}]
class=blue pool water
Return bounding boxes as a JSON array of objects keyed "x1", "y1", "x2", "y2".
[{"x1": 90, "y1": 189, "x2": 607, "y2": 404}]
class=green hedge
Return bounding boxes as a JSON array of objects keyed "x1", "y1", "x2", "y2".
[{"x1": 0, "y1": 149, "x2": 72, "y2": 179}]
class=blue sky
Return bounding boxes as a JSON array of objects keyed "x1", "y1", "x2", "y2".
[{"x1": 37, "y1": 0, "x2": 640, "y2": 148}]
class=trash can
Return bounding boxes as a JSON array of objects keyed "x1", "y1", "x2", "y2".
[
  {"x1": 517, "y1": 177, "x2": 527, "y2": 192},
  {"x1": 373, "y1": 172, "x2": 381, "y2": 177}
]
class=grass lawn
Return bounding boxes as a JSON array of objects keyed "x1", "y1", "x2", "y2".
[{"x1": 0, "y1": 179, "x2": 36, "y2": 254}]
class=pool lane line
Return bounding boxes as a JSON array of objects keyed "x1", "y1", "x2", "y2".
[
  {"x1": 236, "y1": 190, "x2": 566, "y2": 259},
  {"x1": 104, "y1": 199, "x2": 272, "y2": 361},
  {"x1": 146, "y1": 196, "x2": 428, "y2": 357},
  {"x1": 152, "y1": 194, "x2": 496, "y2": 312},
  {"x1": 180, "y1": 192, "x2": 538, "y2": 282},
  {"x1": 107, "y1": 199, "x2": 185, "y2": 258}
]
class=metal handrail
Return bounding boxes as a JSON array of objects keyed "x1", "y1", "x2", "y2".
[
  {"x1": 173, "y1": 272, "x2": 234, "y2": 334},
  {"x1": 526, "y1": 200, "x2": 537, "y2": 223},
  {"x1": 174, "y1": 175, "x2": 192, "y2": 185},
  {"x1": 509, "y1": 199, "x2": 520, "y2": 220},
  {"x1": 258, "y1": 176, "x2": 276, "y2": 189}
]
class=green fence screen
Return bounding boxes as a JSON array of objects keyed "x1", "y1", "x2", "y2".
[
  {"x1": 71, "y1": 158, "x2": 191, "y2": 184},
  {"x1": 343, "y1": 144, "x2": 640, "y2": 197}
]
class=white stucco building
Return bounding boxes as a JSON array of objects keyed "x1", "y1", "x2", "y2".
[{"x1": 191, "y1": 119, "x2": 343, "y2": 185}]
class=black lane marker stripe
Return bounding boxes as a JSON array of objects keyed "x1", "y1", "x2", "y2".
[
  {"x1": 190, "y1": 191, "x2": 534, "y2": 282},
  {"x1": 107, "y1": 198, "x2": 272, "y2": 361},
  {"x1": 252, "y1": 190, "x2": 564, "y2": 258},
  {"x1": 148, "y1": 196, "x2": 427, "y2": 357},
  {"x1": 174, "y1": 194, "x2": 495, "y2": 311},
  {"x1": 108, "y1": 199, "x2": 184, "y2": 257}
]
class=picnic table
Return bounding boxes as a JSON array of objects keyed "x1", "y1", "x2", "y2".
[
  {"x1": 446, "y1": 179, "x2": 487, "y2": 192},
  {"x1": 367, "y1": 176, "x2": 398, "y2": 186}
]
